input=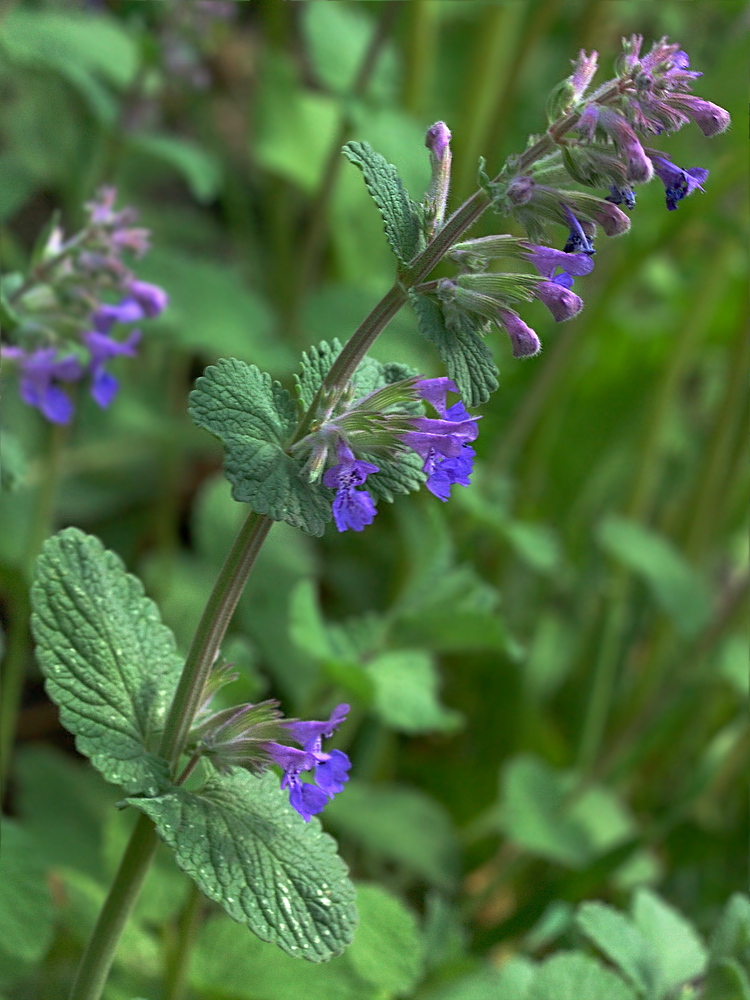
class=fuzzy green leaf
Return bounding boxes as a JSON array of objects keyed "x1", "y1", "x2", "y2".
[
  {"x1": 528, "y1": 952, "x2": 637, "y2": 1000},
  {"x1": 632, "y1": 889, "x2": 706, "y2": 998},
  {"x1": 127, "y1": 769, "x2": 357, "y2": 962},
  {"x1": 710, "y1": 894, "x2": 750, "y2": 970},
  {"x1": 343, "y1": 141, "x2": 424, "y2": 264},
  {"x1": 576, "y1": 901, "x2": 652, "y2": 994},
  {"x1": 189, "y1": 358, "x2": 332, "y2": 536},
  {"x1": 347, "y1": 884, "x2": 425, "y2": 995},
  {"x1": 0, "y1": 821, "x2": 55, "y2": 976},
  {"x1": 31, "y1": 528, "x2": 181, "y2": 796},
  {"x1": 409, "y1": 290, "x2": 499, "y2": 406},
  {"x1": 364, "y1": 649, "x2": 462, "y2": 734}
]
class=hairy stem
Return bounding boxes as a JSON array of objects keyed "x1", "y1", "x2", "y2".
[
  {"x1": 159, "y1": 510, "x2": 274, "y2": 767},
  {"x1": 69, "y1": 813, "x2": 159, "y2": 1000}
]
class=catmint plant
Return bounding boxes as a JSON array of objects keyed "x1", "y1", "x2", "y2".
[
  {"x1": 21, "y1": 35, "x2": 728, "y2": 1000},
  {"x1": 1, "y1": 188, "x2": 168, "y2": 423}
]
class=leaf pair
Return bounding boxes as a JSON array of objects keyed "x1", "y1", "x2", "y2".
[{"x1": 31, "y1": 528, "x2": 356, "y2": 961}]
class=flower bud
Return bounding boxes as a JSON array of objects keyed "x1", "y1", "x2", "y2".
[
  {"x1": 498, "y1": 310, "x2": 541, "y2": 358},
  {"x1": 424, "y1": 121, "x2": 452, "y2": 236}
]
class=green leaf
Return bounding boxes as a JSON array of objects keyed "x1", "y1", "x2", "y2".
[
  {"x1": 128, "y1": 133, "x2": 223, "y2": 203},
  {"x1": 301, "y1": 2, "x2": 398, "y2": 102},
  {"x1": 189, "y1": 358, "x2": 332, "y2": 536},
  {"x1": 343, "y1": 141, "x2": 424, "y2": 264},
  {"x1": 127, "y1": 769, "x2": 357, "y2": 962},
  {"x1": 254, "y1": 51, "x2": 340, "y2": 193},
  {"x1": 364, "y1": 649, "x2": 462, "y2": 734},
  {"x1": 0, "y1": 821, "x2": 55, "y2": 979},
  {"x1": 596, "y1": 516, "x2": 712, "y2": 638},
  {"x1": 426, "y1": 960, "x2": 536, "y2": 1000},
  {"x1": 576, "y1": 901, "x2": 652, "y2": 994},
  {"x1": 191, "y1": 913, "x2": 375, "y2": 1000},
  {"x1": 710, "y1": 895, "x2": 750, "y2": 970},
  {"x1": 325, "y1": 781, "x2": 459, "y2": 888},
  {"x1": 289, "y1": 579, "x2": 335, "y2": 661},
  {"x1": 632, "y1": 889, "x2": 706, "y2": 998},
  {"x1": 347, "y1": 884, "x2": 425, "y2": 995},
  {"x1": 498, "y1": 756, "x2": 635, "y2": 868},
  {"x1": 0, "y1": 10, "x2": 138, "y2": 90},
  {"x1": 141, "y1": 249, "x2": 288, "y2": 369},
  {"x1": 31, "y1": 528, "x2": 181, "y2": 795},
  {"x1": 409, "y1": 290, "x2": 499, "y2": 406},
  {"x1": 703, "y1": 959, "x2": 750, "y2": 1000},
  {"x1": 528, "y1": 952, "x2": 637, "y2": 1000},
  {"x1": 14, "y1": 745, "x2": 121, "y2": 882}
]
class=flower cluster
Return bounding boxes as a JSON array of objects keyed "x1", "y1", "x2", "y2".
[
  {"x1": 1, "y1": 188, "x2": 168, "y2": 424},
  {"x1": 295, "y1": 376, "x2": 479, "y2": 533},
  {"x1": 413, "y1": 38, "x2": 728, "y2": 359},
  {"x1": 189, "y1": 696, "x2": 351, "y2": 822}
]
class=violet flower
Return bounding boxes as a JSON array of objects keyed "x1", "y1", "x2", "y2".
[
  {"x1": 322, "y1": 448, "x2": 379, "y2": 532},
  {"x1": 83, "y1": 329, "x2": 142, "y2": 408},
  {"x1": 407, "y1": 378, "x2": 479, "y2": 501},
  {"x1": 267, "y1": 704, "x2": 351, "y2": 822},
  {"x1": 6, "y1": 347, "x2": 84, "y2": 425},
  {"x1": 648, "y1": 154, "x2": 709, "y2": 211}
]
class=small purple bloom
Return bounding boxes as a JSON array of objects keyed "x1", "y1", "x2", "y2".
[
  {"x1": 535, "y1": 280, "x2": 584, "y2": 322},
  {"x1": 649, "y1": 155, "x2": 709, "y2": 211},
  {"x1": 498, "y1": 309, "x2": 541, "y2": 358},
  {"x1": 323, "y1": 453, "x2": 379, "y2": 532},
  {"x1": 408, "y1": 386, "x2": 478, "y2": 500},
  {"x1": 269, "y1": 704, "x2": 351, "y2": 822},
  {"x1": 669, "y1": 95, "x2": 730, "y2": 137},
  {"x1": 93, "y1": 298, "x2": 144, "y2": 334},
  {"x1": 562, "y1": 209, "x2": 596, "y2": 255},
  {"x1": 83, "y1": 329, "x2": 141, "y2": 408},
  {"x1": 126, "y1": 280, "x2": 169, "y2": 318},
  {"x1": 13, "y1": 348, "x2": 84, "y2": 424},
  {"x1": 521, "y1": 244, "x2": 595, "y2": 280}
]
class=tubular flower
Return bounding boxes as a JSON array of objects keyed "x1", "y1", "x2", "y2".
[
  {"x1": 322, "y1": 446, "x2": 379, "y2": 532},
  {"x1": 406, "y1": 378, "x2": 478, "y2": 501},
  {"x1": 269, "y1": 704, "x2": 352, "y2": 822},
  {"x1": 647, "y1": 153, "x2": 709, "y2": 211},
  {"x1": 2, "y1": 347, "x2": 83, "y2": 424}
]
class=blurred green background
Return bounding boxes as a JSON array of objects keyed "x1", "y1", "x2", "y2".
[{"x1": 0, "y1": 1, "x2": 747, "y2": 997}]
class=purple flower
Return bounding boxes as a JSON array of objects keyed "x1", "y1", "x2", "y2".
[
  {"x1": 562, "y1": 209, "x2": 596, "y2": 255},
  {"x1": 535, "y1": 279, "x2": 584, "y2": 322},
  {"x1": 522, "y1": 243, "x2": 595, "y2": 280},
  {"x1": 92, "y1": 299, "x2": 144, "y2": 334},
  {"x1": 268, "y1": 704, "x2": 351, "y2": 822},
  {"x1": 669, "y1": 95, "x2": 731, "y2": 137},
  {"x1": 10, "y1": 348, "x2": 84, "y2": 424},
  {"x1": 83, "y1": 329, "x2": 141, "y2": 408},
  {"x1": 323, "y1": 450, "x2": 379, "y2": 532},
  {"x1": 498, "y1": 309, "x2": 541, "y2": 358},
  {"x1": 648, "y1": 155, "x2": 709, "y2": 211},
  {"x1": 406, "y1": 380, "x2": 478, "y2": 500},
  {"x1": 126, "y1": 280, "x2": 169, "y2": 318}
]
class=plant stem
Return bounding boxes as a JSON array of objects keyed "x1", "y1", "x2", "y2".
[
  {"x1": 164, "y1": 882, "x2": 204, "y2": 1000},
  {"x1": 69, "y1": 813, "x2": 159, "y2": 1000},
  {"x1": 159, "y1": 509, "x2": 274, "y2": 767}
]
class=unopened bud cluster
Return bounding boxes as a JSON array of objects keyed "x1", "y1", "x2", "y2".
[{"x1": 1, "y1": 188, "x2": 168, "y2": 424}]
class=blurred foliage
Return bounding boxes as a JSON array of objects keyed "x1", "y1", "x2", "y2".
[{"x1": 0, "y1": 0, "x2": 747, "y2": 997}]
